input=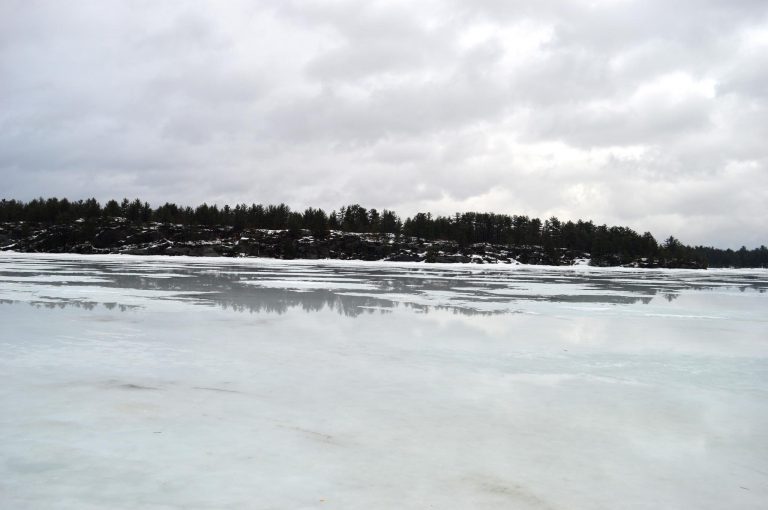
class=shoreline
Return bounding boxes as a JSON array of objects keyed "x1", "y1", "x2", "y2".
[{"x1": 3, "y1": 250, "x2": 766, "y2": 273}]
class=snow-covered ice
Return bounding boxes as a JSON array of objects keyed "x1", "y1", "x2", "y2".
[{"x1": 0, "y1": 252, "x2": 767, "y2": 509}]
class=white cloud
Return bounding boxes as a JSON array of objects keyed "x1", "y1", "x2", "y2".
[{"x1": 0, "y1": 0, "x2": 766, "y2": 248}]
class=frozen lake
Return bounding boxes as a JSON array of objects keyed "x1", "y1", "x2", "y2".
[{"x1": 1, "y1": 253, "x2": 767, "y2": 509}]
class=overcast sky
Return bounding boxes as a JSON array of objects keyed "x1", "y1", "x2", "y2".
[{"x1": 1, "y1": 0, "x2": 767, "y2": 247}]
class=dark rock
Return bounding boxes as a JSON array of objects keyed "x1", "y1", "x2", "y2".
[{"x1": 0, "y1": 220, "x2": 707, "y2": 268}]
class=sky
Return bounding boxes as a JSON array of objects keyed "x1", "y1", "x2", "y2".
[{"x1": 1, "y1": 0, "x2": 767, "y2": 248}]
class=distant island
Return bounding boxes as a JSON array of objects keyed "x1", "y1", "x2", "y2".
[{"x1": 1, "y1": 198, "x2": 766, "y2": 268}]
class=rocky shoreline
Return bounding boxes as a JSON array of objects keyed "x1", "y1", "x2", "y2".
[{"x1": 0, "y1": 219, "x2": 706, "y2": 268}]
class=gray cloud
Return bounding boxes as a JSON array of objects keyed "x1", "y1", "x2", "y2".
[{"x1": 1, "y1": 0, "x2": 767, "y2": 248}]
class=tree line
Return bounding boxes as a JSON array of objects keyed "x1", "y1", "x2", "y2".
[{"x1": 0, "y1": 197, "x2": 765, "y2": 267}]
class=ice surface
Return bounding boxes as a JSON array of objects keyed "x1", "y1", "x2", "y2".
[{"x1": 1, "y1": 252, "x2": 767, "y2": 509}]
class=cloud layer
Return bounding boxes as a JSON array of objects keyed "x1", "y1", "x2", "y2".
[{"x1": 1, "y1": 0, "x2": 767, "y2": 247}]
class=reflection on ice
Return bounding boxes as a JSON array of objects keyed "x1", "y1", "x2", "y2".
[{"x1": 1, "y1": 252, "x2": 766, "y2": 316}]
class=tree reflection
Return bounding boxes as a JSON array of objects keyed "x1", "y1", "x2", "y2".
[{"x1": 1, "y1": 259, "x2": 766, "y2": 316}]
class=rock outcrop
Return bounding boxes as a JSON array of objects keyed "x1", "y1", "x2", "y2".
[{"x1": 0, "y1": 219, "x2": 707, "y2": 268}]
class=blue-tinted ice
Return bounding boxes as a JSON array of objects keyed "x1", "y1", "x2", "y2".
[{"x1": 1, "y1": 253, "x2": 766, "y2": 509}]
